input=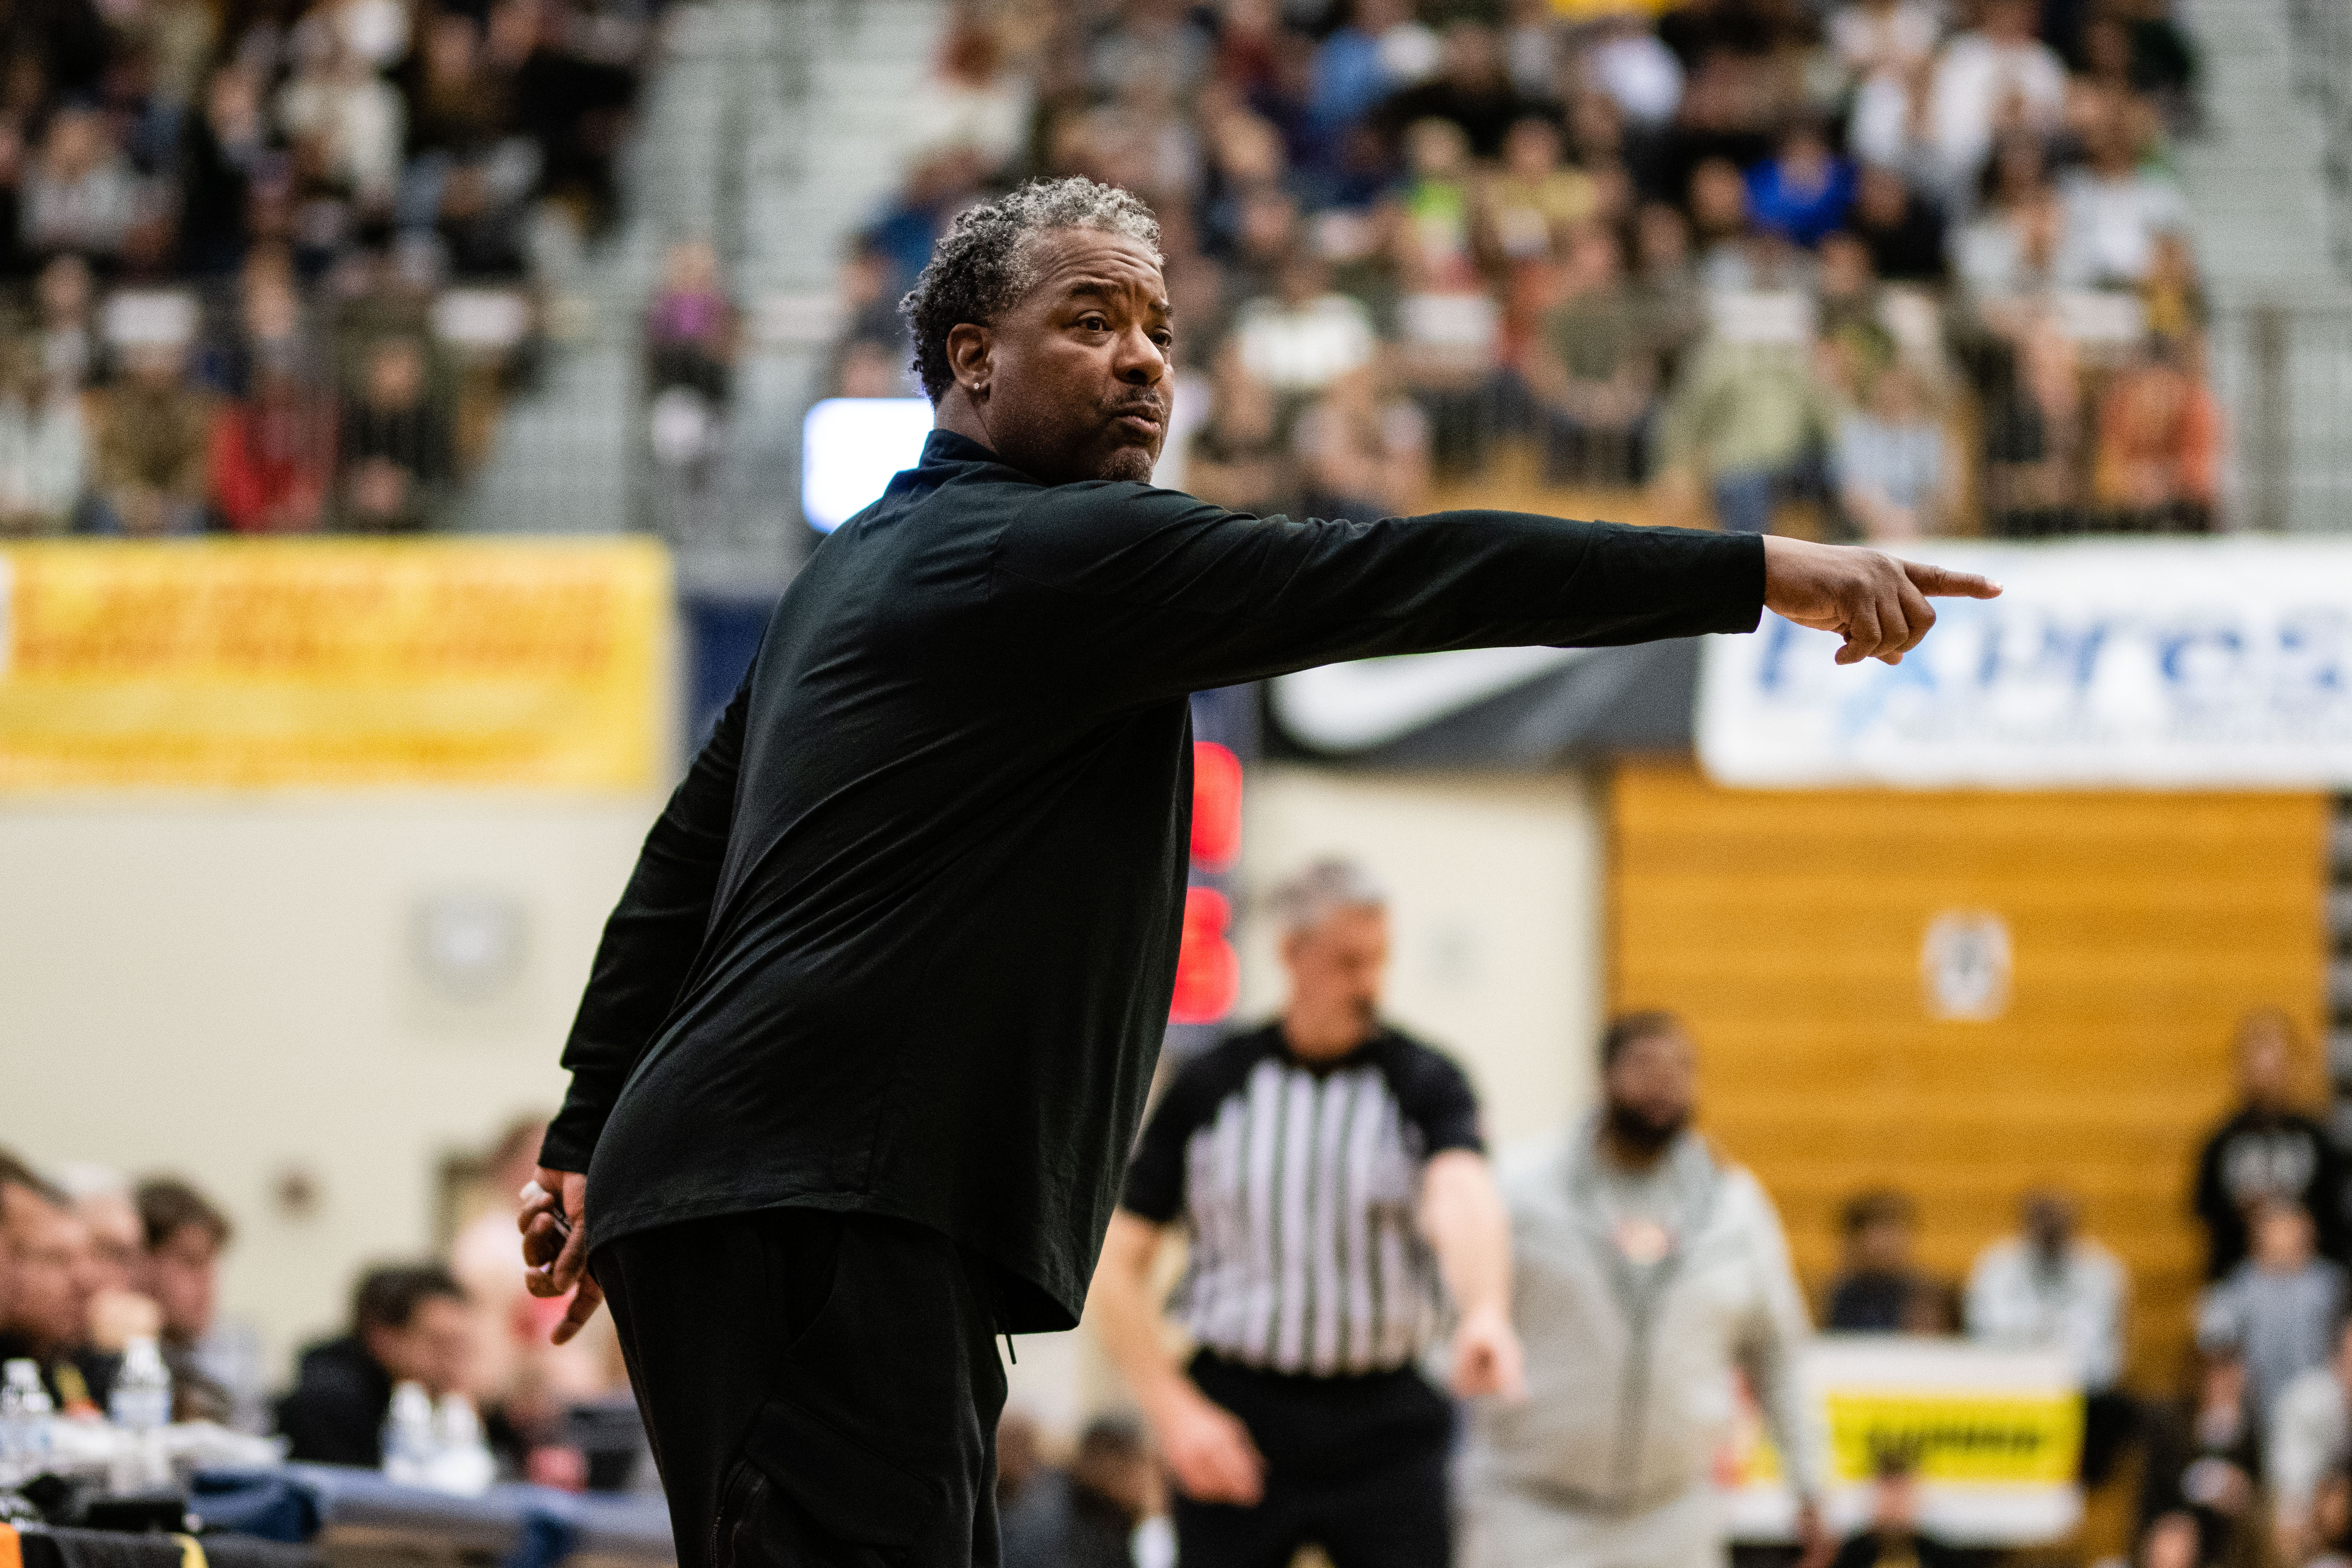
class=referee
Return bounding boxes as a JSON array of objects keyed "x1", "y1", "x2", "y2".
[
  {"x1": 517, "y1": 175, "x2": 1998, "y2": 1568},
  {"x1": 1095, "y1": 858, "x2": 1521, "y2": 1568}
]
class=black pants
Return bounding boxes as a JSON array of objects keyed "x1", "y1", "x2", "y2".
[
  {"x1": 595, "y1": 1208, "x2": 1008, "y2": 1568},
  {"x1": 1173, "y1": 1350, "x2": 1454, "y2": 1568}
]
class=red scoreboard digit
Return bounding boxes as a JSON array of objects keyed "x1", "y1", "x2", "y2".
[{"x1": 1170, "y1": 741, "x2": 1243, "y2": 1024}]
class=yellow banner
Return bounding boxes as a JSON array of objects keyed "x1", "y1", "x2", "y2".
[
  {"x1": 0, "y1": 539, "x2": 670, "y2": 791},
  {"x1": 1731, "y1": 1387, "x2": 2083, "y2": 1487},
  {"x1": 1823, "y1": 1389, "x2": 2082, "y2": 1485}
]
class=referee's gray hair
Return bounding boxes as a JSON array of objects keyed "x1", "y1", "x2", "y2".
[
  {"x1": 899, "y1": 177, "x2": 1163, "y2": 403},
  {"x1": 1267, "y1": 858, "x2": 1388, "y2": 937}
]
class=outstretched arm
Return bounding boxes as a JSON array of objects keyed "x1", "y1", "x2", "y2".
[{"x1": 997, "y1": 492, "x2": 1999, "y2": 704}]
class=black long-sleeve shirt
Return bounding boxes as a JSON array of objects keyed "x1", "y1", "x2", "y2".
[{"x1": 543, "y1": 428, "x2": 1765, "y2": 1330}]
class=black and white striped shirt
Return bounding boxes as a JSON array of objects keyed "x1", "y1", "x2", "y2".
[{"x1": 1120, "y1": 1022, "x2": 1483, "y2": 1377}]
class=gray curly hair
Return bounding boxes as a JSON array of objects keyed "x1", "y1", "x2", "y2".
[
  {"x1": 898, "y1": 177, "x2": 1162, "y2": 403},
  {"x1": 1266, "y1": 858, "x2": 1388, "y2": 937}
]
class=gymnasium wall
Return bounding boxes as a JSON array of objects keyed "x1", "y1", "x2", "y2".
[
  {"x1": 1608, "y1": 760, "x2": 2334, "y2": 1386},
  {"x1": 0, "y1": 797, "x2": 657, "y2": 1379}
]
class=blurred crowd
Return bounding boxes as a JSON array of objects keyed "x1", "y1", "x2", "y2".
[
  {"x1": 1819, "y1": 1008, "x2": 2352, "y2": 1568},
  {"x1": 830, "y1": 0, "x2": 2219, "y2": 537},
  {"x1": 0, "y1": 1117, "x2": 634, "y2": 1491},
  {"x1": 0, "y1": 0, "x2": 654, "y2": 536}
]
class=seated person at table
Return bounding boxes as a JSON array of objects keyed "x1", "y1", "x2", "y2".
[
  {"x1": 1826, "y1": 1187, "x2": 1942, "y2": 1331},
  {"x1": 276, "y1": 1264, "x2": 474, "y2": 1466},
  {"x1": 138, "y1": 1176, "x2": 262, "y2": 1427},
  {"x1": 0, "y1": 1152, "x2": 115, "y2": 1414}
]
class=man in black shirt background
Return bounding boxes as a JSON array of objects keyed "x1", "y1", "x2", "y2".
[
  {"x1": 517, "y1": 174, "x2": 1997, "y2": 1568},
  {"x1": 2193, "y1": 1009, "x2": 2347, "y2": 1279},
  {"x1": 1095, "y1": 858, "x2": 1516, "y2": 1568},
  {"x1": 276, "y1": 1265, "x2": 474, "y2": 1467}
]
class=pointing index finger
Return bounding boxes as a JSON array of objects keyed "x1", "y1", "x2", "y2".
[{"x1": 1903, "y1": 561, "x2": 2004, "y2": 600}]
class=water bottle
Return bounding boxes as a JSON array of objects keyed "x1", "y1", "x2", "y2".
[
  {"x1": 0, "y1": 1359, "x2": 55, "y2": 1485},
  {"x1": 381, "y1": 1382, "x2": 437, "y2": 1488},
  {"x1": 424, "y1": 1395, "x2": 495, "y2": 1496},
  {"x1": 108, "y1": 1338, "x2": 173, "y2": 1491}
]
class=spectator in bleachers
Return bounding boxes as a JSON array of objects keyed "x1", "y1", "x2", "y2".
[
  {"x1": 1848, "y1": 162, "x2": 1946, "y2": 283},
  {"x1": 33, "y1": 253, "x2": 99, "y2": 391},
  {"x1": 1293, "y1": 356, "x2": 1430, "y2": 520},
  {"x1": 2273, "y1": 1322, "x2": 2352, "y2": 1566},
  {"x1": 1373, "y1": 20, "x2": 1545, "y2": 162},
  {"x1": 2194, "y1": 1010, "x2": 2344, "y2": 1280},
  {"x1": 1745, "y1": 119, "x2": 1856, "y2": 249},
  {"x1": 91, "y1": 339, "x2": 213, "y2": 532},
  {"x1": 0, "y1": 334, "x2": 86, "y2": 531},
  {"x1": 644, "y1": 238, "x2": 734, "y2": 404},
  {"x1": 1232, "y1": 246, "x2": 1377, "y2": 406},
  {"x1": 1481, "y1": 114, "x2": 1606, "y2": 353},
  {"x1": 398, "y1": 9, "x2": 535, "y2": 279},
  {"x1": 210, "y1": 350, "x2": 336, "y2": 530},
  {"x1": 1527, "y1": 221, "x2": 1657, "y2": 485},
  {"x1": 1825, "y1": 1188, "x2": 1938, "y2": 1331},
  {"x1": 178, "y1": 65, "x2": 270, "y2": 277},
  {"x1": 1954, "y1": 133, "x2": 2060, "y2": 299},
  {"x1": 1967, "y1": 1187, "x2": 2134, "y2": 1480},
  {"x1": 338, "y1": 331, "x2": 450, "y2": 528},
  {"x1": 2090, "y1": 337, "x2": 2218, "y2": 530},
  {"x1": 277, "y1": 1262, "x2": 474, "y2": 1466},
  {"x1": 276, "y1": 24, "x2": 404, "y2": 215},
  {"x1": 1184, "y1": 348, "x2": 1293, "y2": 515},
  {"x1": 1980, "y1": 312, "x2": 2086, "y2": 534},
  {"x1": 1629, "y1": 199, "x2": 1705, "y2": 377},
  {"x1": 2054, "y1": 90, "x2": 2188, "y2": 286},
  {"x1": 1815, "y1": 230, "x2": 1884, "y2": 343},
  {"x1": 133, "y1": 1175, "x2": 257, "y2": 1428},
  {"x1": 1310, "y1": 0, "x2": 1440, "y2": 155},
  {"x1": 2138, "y1": 1351, "x2": 2258, "y2": 1568},
  {"x1": 1831, "y1": 0, "x2": 1940, "y2": 169},
  {"x1": 1656, "y1": 323, "x2": 1838, "y2": 534},
  {"x1": 2199, "y1": 1200, "x2": 2345, "y2": 1425},
  {"x1": 1925, "y1": 0, "x2": 2068, "y2": 199},
  {"x1": 1580, "y1": 15, "x2": 1684, "y2": 140},
  {"x1": 906, "y1": 10, "x2": 1030, "y2": 182},
  {"x1": 22, "y1": 102, "x2": 143, "y2": 262},
  {"x1": 1837, "y1": 357, "x2": 1947, "y2": 538}
]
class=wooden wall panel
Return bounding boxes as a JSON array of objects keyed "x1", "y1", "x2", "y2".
[{"x1": 1609, "y1": 761, "x2": 2332, "y2": 1387}]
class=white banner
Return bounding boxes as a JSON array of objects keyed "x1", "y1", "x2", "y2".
[{"x1": 1698, "y1": 540, "x2": 2352, "y2": 789}]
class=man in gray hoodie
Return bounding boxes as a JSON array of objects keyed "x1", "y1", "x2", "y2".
[{"x1": 1461, "y1": 1011, "x2": 1831, "y2": 1568}]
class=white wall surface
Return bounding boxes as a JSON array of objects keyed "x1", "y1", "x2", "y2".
[{"x1": 0, "y1": 796, "x2": 661, "y2": 1385}]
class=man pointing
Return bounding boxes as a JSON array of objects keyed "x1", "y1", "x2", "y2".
[{"x1": 521, "y1": 176, "x2": 1997, "y2": 1568}]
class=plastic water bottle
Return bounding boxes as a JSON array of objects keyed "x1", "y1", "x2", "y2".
[
  {"x1": 0, "y1": 1359, "x2": 55, "y2": 1484},
  {"x1": 424, "y1": 1395, "x2": 495, "y2": 1497},
  {"x1": 108, "y1": 1338, "x2": 173, "y2": 1491},
  {"x1": 381, "y1": 1382, "x2": 437, "y2": 1488}
]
